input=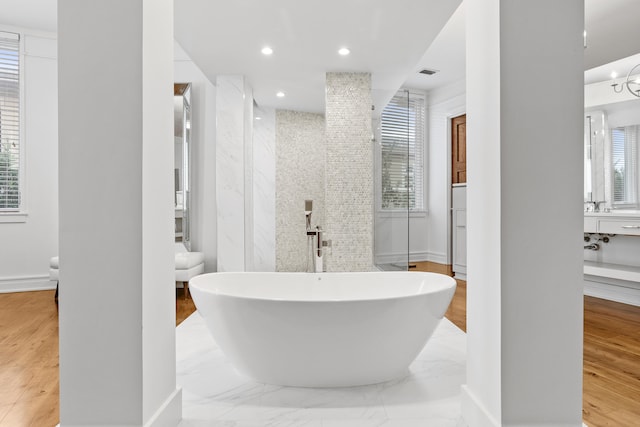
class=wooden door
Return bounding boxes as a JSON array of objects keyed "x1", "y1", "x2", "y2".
[{"x1": 452, "y1": 114, "x2": 467, "y2": 184}]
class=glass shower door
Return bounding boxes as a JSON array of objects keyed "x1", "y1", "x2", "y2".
[{"x1": 374, "y1": 90, "x2": 410, "y2": 271}]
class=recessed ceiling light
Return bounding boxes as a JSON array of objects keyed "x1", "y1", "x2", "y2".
[
  {"x1": 255, "y1": 116, "x2": 262, "y2": 120},
  {"x1": 611, "y1": 71, "x2": 618, "y2": 79},
  {"x1": 261, "y1": 46, "x2": 273, "y2": 55},
  {"x1": 338, "y1": 47, "x2": 350, "y2": 56},
  {"x1": 276, "y1": 91, "x2": 285, "y2": 98}
]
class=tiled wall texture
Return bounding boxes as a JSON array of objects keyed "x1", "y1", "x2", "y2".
[
  {"x1": 275, "y1": 110, "x2": 326, "y2": 272},
  {"x1": 324, "y1": 72, "x2": 374, "y2": 271}
]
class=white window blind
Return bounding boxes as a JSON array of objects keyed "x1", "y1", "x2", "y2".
[
  {"x1": 380, "y1": 91, "x2": 425, "y2": 210},
  {"x1": 0, "y1": 32, "x2": 20, "y2": 211},
  {"x1": 611, "y1": 125, "x2": 638, "y2": 207}
]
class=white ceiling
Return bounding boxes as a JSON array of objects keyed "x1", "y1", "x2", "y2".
[
  {"x1": 173, "y1": 0, "x2": 461, "y2": 113},
  {"x1": 584, "y1": 52, "x2": 640, "y2": 85},
  {"x1": 406, "y1": 0, "x2": 640, "y2": 91},
  {"x1": 0, "y1": 0, "x2": 56, "y2": 33},
  {"x1": 402, "y1": 2, "x2": 466, "y2": 92},
  {"x1": 584, "y1": 0, "x2": 640, "y2": 71},
  {"x1": 2, "y1": 0, "x2": 640, "y2": 110}
]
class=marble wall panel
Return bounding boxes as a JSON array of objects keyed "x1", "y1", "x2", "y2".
[
  {"x1": 216, "y1": 75, "x2": 249, "y2": 271},
  {"x1": 253, "y1": 106, "x2": 276, "y2": 271}
]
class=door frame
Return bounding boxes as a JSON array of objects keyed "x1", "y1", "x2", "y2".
[{"x1": 446, "y1": 110, "x2": 467, "y2": 266}]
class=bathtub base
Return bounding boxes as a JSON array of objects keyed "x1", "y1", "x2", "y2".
[{"x1": 242, "y1": 367, "x2": 412, "y2": 389}]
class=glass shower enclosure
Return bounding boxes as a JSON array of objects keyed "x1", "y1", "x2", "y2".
[{"x1": 374, "y1": 90, "x2": 412, "y2": 271}]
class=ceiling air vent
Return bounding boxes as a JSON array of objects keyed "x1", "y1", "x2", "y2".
[{"x1": 419, "y1": 68, "x2": 438, "y2": 75}]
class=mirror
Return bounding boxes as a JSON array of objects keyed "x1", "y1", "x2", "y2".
[
  {"x1": 585, "y1": 99, "x2": 640, "y2": 211},
  {"x1": 175, "y1": 83, "x2": 192, "y2": 249},
  {"x1": 584, "y1": 111, "x2": 606, "y2": 206}
]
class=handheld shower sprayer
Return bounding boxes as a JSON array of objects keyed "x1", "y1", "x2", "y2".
[{"x1": 305, "y1": 199, "x2": 313, "y2": 230}]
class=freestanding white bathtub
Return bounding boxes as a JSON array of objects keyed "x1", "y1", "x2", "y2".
[{"x1": 189, "y1": 271, "x2": 456, "y2": 388}]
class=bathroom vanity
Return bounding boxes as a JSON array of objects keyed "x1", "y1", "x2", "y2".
[
  {"x1": 584, "y1": 211, "x2": 640, "y2": 235},
  {"x1": 584, "y1": 211, "x2": 640, "y2": 306}
]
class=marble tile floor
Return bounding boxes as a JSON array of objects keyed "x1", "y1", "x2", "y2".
[{"x1": 176, "y1": 312, "x2": 467, "y2": 426}]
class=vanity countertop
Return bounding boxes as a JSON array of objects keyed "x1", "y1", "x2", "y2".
[{"x1": 584, "y1": 210, "x2": 640, "y2": 217}]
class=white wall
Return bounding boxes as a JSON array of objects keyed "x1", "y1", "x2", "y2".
[
  {"x1": 585, "y1": 78, "x2": 640, "y2": 108},
  {"x1": 374, "y1": 212, "x2": 430, "y2": 265},
  {"x1": 0, "y1": 29, "x2": 58, "y2": 292},
  {"x1": 0, "y1": 37, "x2": 217, "y2": 293},
  {"x1": 427, "y1": 81, "x2": 466, "y2": 265}
]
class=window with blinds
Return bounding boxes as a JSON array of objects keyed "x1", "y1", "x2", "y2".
[
  {"x1": 0, "y1": 32, "x2": 20, "y2": 211},
  {"x1": 380, "y1": 91, "x2": 425, "y2": 210},
  {"x1": 611, "y1": 125, "x2": 638, "y2": 207}
]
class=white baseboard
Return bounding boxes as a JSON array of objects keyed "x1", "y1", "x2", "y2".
[
  {"x1": 454, "y1": 263, "x2": 467, "y2": 280},
  {"x1": 375, "y1": 251, "x2": 448, "y2": 266},
  {"x1": 461, "y1": 385, "x2": 499, "y2": 427},
  {"x1": 461, "y1": 386, "x2": 590, "y2": 427},
  {"x1": 584, "y1": 278, "x2": 640, "y2": 307},
  {"x1": 0, "y1": 276, "x2": 55, "y2": 293},
  {"x1": 425, "y1": 251, "x2": 448, "y2": 265},
  {"x1": 144, "y1": 387, "x2": 182, "y2": 427},
  {"x1": 581, "y1": 262, "x2": 640, "y2": 306}
]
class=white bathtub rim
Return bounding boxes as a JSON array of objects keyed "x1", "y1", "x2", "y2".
[{"x1": 190, "y1": 271, "x2": 456, "y2": 304}]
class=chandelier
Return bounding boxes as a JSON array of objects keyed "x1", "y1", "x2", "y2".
[{"x1": 612, "y1": 64, "x2": 640, "y2": 97}]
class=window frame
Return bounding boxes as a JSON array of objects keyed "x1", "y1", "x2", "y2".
[
  {"x1": 377, "y1": 89, "x2": 427, "y2": 213},
  {"x1": 0, "y1": 29, "x2": 26, "y2": 223},
  {"x1": 610, "y1": 124, "x2": 639, "y2": 209}
]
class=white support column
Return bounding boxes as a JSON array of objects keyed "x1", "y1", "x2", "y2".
[
  {"x1": 58, "y1": 0, "x2": 180, "y2": 425},
  {"x1": 463, "y1": 0, "x2": 584, "y2": 426},
  {"x1": 215, "y1": 75, "x2": 253, "y2": 272}
]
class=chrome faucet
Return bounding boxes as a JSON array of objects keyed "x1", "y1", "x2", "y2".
[
  {"x1": 594, "y1": 201, "x2": 606, "y2": 212},
  {"x1": 585, "y1": 201, "x2": 607, "y2": 212}
]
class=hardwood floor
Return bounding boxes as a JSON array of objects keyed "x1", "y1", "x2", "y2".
[
  {"x1": 414, "y1": 262, "x2": 640, "y2": 426},
  {"x1": 0, "y1": 272, "x2": 639, "y2": 426},
  {"x1": 582, "y1": 296, "x2": 640, "y2": 425},
  {"x1": 176, "y1": 288, "x2": 196, "y2": 325},
  {"x1": 0, "y1": 288, "x2": 194, "y2": 427},
  {"x1": 0, "y1": 290, "x2": 59, "y2": 427}
]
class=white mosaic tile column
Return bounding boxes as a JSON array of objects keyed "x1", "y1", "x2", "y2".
[
  {"x1": 275, "y1": 110, "x2": 326, "y2": 271},
  {"x1": 324, "y1": 73, "x2": 374, "y2": 271},
  {"x1": 253, "y1": 106, "x2": 276, "y2": 271},
  {"x1": 216, "y1": 75, "x2": 253, "y2": 271}
]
